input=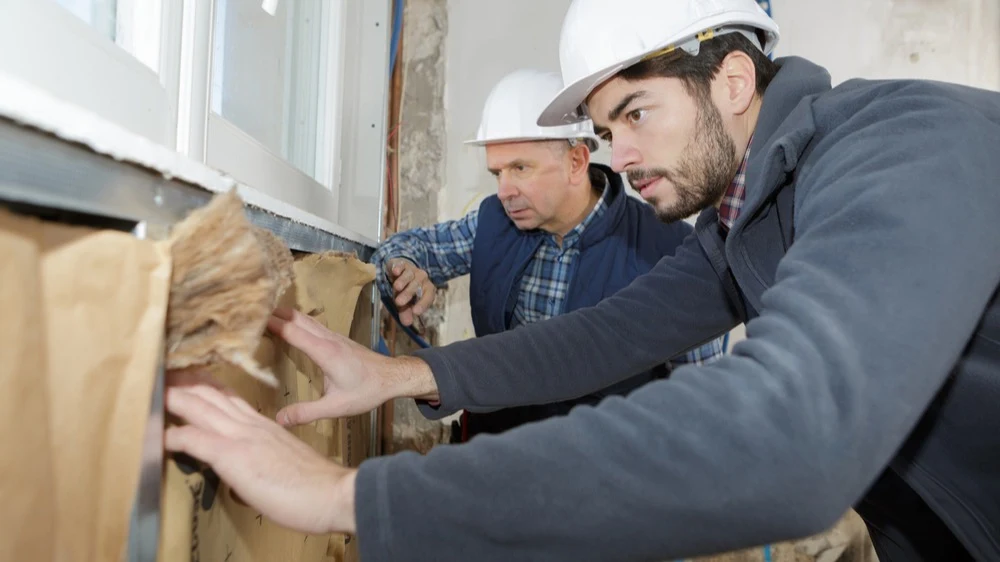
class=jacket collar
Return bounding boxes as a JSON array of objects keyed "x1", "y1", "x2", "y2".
[
  {"x1": 733, "y1": 57, "x2": 832, "y2": 233},
  {"x1": 577, "y1": 163, "x2": 629, "y2": 250},
  {"x1": 517, "y1": 163, "x2": 628, "y2": 251}
]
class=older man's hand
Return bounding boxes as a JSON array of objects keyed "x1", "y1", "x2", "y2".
[{"x1": 386, "y1": 258, "x2": 437, "y2": 326}]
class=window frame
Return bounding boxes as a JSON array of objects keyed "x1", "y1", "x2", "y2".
[
  {"x1": 197, "y1": 0, "x2": 348, "y2": 224},
  {"x1": 0, "y1": 0, "x2": 181, "y2": 146},
  {"x1": 0, "y1": 0, "x2": 389, "y2": 241}
]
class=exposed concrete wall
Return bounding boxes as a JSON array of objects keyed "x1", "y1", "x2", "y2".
[
  {"x1": 398, "y1": 0, "x2": 447, "y2": 234},
  {"x1": 388, "y1": 0, "x2": 451, "y2": 452}
]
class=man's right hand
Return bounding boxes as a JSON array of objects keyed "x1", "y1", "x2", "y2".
[
  {"x1": 386, "y1": 258, "x2": 436, "y2": 326},
  {"x1": 267, "y1": 307, "x2": 439, "y2": 426}
]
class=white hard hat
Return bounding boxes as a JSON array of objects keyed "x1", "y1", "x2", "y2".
[
  {"x1": 538, "y1": 0, "x2": 780, "y2": 126},
  {"x1": 466, "y1": 69, "x2": 601, "y2": 151}
]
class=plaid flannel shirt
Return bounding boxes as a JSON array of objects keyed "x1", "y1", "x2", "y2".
[
  {"x1": 372, "y1": 177, "x2": 724, "y2": 369},
  {"x1": 718, "y1": 136, "x2": 753, "y2": 232}
]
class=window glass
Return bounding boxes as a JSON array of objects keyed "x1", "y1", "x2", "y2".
[
  {"x1": 54, "y1": 0, "x2": 117, "y2": 40},
  {"x1": 210, "y1": 0, "x2": 328, "y2": 181}
]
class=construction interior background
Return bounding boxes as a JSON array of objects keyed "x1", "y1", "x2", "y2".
[{"x1": 0, "y1": 0, "x2": 997, "y2": 561}]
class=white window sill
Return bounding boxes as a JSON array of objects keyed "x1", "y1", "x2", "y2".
[{"x1": 0, "y1": 70, "x2": 376, "y2": 249}]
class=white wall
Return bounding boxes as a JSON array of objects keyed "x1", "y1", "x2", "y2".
[
  {"x1": 441, "y1": 0, "x2": 577, "y2": 219},
  {"x1": 773, "y1": 0, "x2": 1000, "y2": 89},
  {"x1": 437, "y1": 0, "x2": 1000, "y2": 346},
  {"x1": 438, "y1": 0, "x2": 578, "y2": 343}
]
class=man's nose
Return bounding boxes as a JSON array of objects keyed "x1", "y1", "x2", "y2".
[
  {"x1": 497, "y1": 174, "x2": 518, "y2": 200},
  {"x1": 609, "y1": 138, "x2": 641, "y2": 173}
]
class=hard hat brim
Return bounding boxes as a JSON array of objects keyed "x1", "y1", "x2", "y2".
[
  {"x1": 537, "y1": 64, "x2": 625, "y2": 127},
  {"x1": 463, "y1": 135, "x2": 560, "y2": 146},
  {"x1": 539, "y1": 9, "x2": 780, "y2": 128},
  {"x1": 463, "y1": 135, "x2": 599, "y2": 149}
]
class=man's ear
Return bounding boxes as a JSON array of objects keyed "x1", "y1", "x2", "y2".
[
  {"x1": 718, "y1": 50, "x2": 757, "y2": 116},
  {"x1": 569, "y1": 142, "x2": 591, "y2": 180}
]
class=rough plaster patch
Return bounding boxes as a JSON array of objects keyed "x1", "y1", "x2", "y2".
[
  {"x1": 395, "y1": 0, "x2": 449, "y2": 336},
  {"x1": 385, "y1": 0, "x2": 452, "y2": 446},
  {"x1": 404, "y1": 0, "x2": 447, "y2": 61},
  {"x1": 398, "y1": 0, "x2": 447, "y2": 232}
]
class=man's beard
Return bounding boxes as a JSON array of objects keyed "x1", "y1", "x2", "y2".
[{"x1": 627, "y1": 95, "x2": 739, "y2": 223}]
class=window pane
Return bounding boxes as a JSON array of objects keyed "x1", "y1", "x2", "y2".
[
  {"x1": 210, "y1": 0, "x2": 327, "y2": 182},
  {"x1": 54, "y1": 0, "x2": 118, "y2": 40}
]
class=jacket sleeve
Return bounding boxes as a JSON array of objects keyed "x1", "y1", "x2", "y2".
[
  {"x1": 415, "y1": 229, "x2": 744, "y2": 417},
  {"x1": 357, "y1": 91, "x2": 1000, "y2": 561},
  {"x1": 369, "y1": 210, "x2": 479, "y2": 301}
]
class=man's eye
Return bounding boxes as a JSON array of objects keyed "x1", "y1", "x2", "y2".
[
  {"x1": 599, "y1": 134, "x2": 612, "y2": 146},
  {"x1": 627, "y1": 108, "x2": 646, "y2": 125}
]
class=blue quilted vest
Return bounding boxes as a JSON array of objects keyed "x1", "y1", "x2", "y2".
[{"x1": 462, "y1": 163, "x2": 694, "y2": 439}]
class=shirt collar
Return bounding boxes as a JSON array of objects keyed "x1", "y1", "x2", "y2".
[
  {"x1": 559, "y1": 169, "x2": 609, "y2": 247},
  {"x1": 718, "y1": 136, "x2": 753, "y2": 232}
]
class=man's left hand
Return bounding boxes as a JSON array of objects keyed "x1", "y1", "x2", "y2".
[{"x1": 164, "y1": 382, "x2": 357, "y2": 535}]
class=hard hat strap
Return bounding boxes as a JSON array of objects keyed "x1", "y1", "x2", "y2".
[{"x1": 641, "y1": 25, "x2": 764, "y2": 62}]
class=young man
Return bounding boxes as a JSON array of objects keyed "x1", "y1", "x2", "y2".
[
  {"x1": 351, "y1": 68, "x2": 722, "y2": 442},
  {"x1": 164, "y1": 1, "x2": 1000, "y2": 560}
]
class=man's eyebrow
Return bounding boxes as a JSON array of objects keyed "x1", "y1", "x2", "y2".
[
  {"x1": 487, "y1": 158, "x2": 530, "y2": 174},
  {"x1": 608, "y1": 91, "x2": 649, "y2": 122}
]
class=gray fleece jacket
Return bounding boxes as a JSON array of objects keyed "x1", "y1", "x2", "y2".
[{"x1": 354, "y1": 57, "x2": 1000, "y2": 561}]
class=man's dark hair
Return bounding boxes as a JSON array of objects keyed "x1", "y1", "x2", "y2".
[{"x1": 619, "y1": 33, "x2": 778, "y2": 99}]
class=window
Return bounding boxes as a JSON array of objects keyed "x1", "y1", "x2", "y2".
[
  {"x1": 0, "y1": 0, "x2": 178, "y2": 145},
  {"x1": 210, "y1": 0, "x2": 330, "y2": 181},
  {"x1": 204, "y1": 0, "x2": 346, "y2": 222},
  {"x1": 53, "y1": 0, "x2": 166, "y2": 72},
  {"x1": 54, "y1": 0, "x2": 117, "y2": 41},
  {"x1": 0, "y1": 0, "x2": 388, "y2": 241}
]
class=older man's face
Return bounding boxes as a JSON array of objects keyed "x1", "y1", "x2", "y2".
[{"x1": 485, "y1": 140, "x2": 580, "y2": 234}]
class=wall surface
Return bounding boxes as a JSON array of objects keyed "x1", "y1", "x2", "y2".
[{"x1": 773, "y1": 0, "x2": 1000, "y2": 89}]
